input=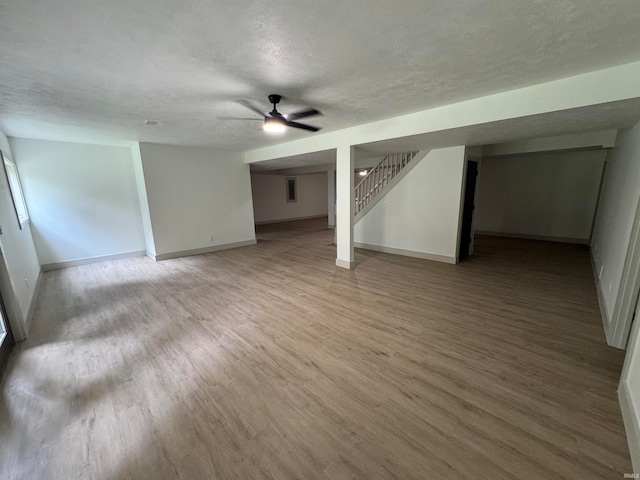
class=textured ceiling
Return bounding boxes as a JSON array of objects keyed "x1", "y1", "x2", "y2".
[{"x1": 2, "y1": 0, "x2": 640, "y2": 149}]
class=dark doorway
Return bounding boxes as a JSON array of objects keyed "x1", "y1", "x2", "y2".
[
  {"x1": 459, "y1": 160, "x2": 479, "y2": 260},
  {"x1": 0, "y1": 289, "x2": 15, "y2": 378}
]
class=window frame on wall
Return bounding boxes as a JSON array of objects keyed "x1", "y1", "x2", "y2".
[
  {"x1": 1, "y1": 151, "x2": 30, "y2": 229},
  {"x1": 286, "y1": 176, "x2": 297, "y2": 203}
]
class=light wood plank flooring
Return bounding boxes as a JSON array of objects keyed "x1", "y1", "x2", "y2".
[{"x1": 0, "y1": 218, "x2": 632, "y2": 479}]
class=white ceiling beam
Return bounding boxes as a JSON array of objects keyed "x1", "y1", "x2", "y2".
[
  {"x1": 245, "y1": 61, "x2": 640, "y2": 164},
  {"x1": 483, "y1": 130, "x2": 618, "y2": 157}
]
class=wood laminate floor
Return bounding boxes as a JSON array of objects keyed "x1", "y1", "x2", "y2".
[{"x1": 0, "y1": 218, "x2": 632, "y2": 479}]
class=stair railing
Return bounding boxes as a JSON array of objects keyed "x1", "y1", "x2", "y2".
[{"x1": 354, "y1": 151, "x2": 418, "y2": 216}]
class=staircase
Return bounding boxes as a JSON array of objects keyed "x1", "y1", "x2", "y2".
[{"x1": 354, "y1": 150, "x2": 428, "y2": 223}]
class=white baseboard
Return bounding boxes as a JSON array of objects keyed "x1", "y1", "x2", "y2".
[
  {"x1": 24, "y1": 268, "x2": 43, "y2": 337},
  {"x1": 255, "y1": 214, "x2": 328, "y2": 225},
  {"x1": 335, "y1": 258, "x2": 355, "y2": 269},
  {"x1": 41, "y1": 250, "x2": 146, "y2": 271},
  {"x1": 153, "y1": 239, "x2": 257, "y2": 261},
  {"x1": 475, "y1": 230, "x2": 589, "y2": 245},
  {"x1": 354, "y1": 242, "x2": 456, "y2": 264},
  {"x1": 619, "y1": 382, "x2": 640, "y2": 474}
]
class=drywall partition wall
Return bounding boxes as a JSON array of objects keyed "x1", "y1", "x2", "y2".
[
  {"x1": 591, "y1": 122, "x2": 640, "y2": 342},
  {"x1": 475, "y1": 150, "x2": 607, "y2": 243},
  {"x1": 0, "y1": 132, "x2": 41, "y2": 339},
  {"x1": 251, "y1": 172, "x2": 328, "y2": 224},
  {"x1": 10, "y1": 138, "x2": 146, "y2": 269},
  {"x1": 354, "y1": 146, "x2": 466, "y2": 263},
  {"x1": 138, "y1": 143, "x2": 256, "y2": 259}
]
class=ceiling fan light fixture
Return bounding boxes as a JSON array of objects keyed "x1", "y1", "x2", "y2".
[
  {"x1": 263, "y1": 118, "x2": 286, "y2": 133},
  {"x1": 237, "y1": 95, "x2": 321, "y2": 133}
]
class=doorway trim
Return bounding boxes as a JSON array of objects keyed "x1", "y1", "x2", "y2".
[{"x1": 606, "y1": 191, "x2": 640, "y2": 348}]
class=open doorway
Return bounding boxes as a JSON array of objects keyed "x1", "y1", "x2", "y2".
[
  {"x1": 0, "y1": 288, "x2": 14, "y2": 378},
  {"x1": 459, "y1": 159, "x2": 479, "y2": 260}
]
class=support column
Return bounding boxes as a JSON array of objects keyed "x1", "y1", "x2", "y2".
[
  {"x1": 327, "y1": 168, "x2": 336, "y2": 228},
  {"x1": 336, "y1": 145, "x2": 355, "y2": 269}
]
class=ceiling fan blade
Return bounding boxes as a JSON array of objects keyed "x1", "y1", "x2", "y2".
[
  {"x1": 236, "y1": 99, "x2": 270, "y2": 118},
  {"x1": 285, "y1": 120, "x2": 321, "y2": 132},
  {"x1": 217, "y1": 116, "x2": 263, "y2": 121},
  {"x1": 284, "y1": 108, "x2": 322, "y2": 121}
]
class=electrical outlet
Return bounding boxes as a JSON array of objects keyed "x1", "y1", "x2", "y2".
[{"x1": 210, "y1": 235, "x2": 215, "y2": 242}]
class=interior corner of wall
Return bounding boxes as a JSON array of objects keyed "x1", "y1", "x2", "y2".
[
  {"x1": 465, "y1": 145, "x2": 483, "y2": 158},
  {"x1": 130, "y1": 142, "x2": 142, "y2": 158},
  {"x1": 4, "y1": 283, "x2": 28, "y2": 341},
  {"x1": 604, "y1": 130, "x2": 618, "y2": 149},
  {"x1": 130, "y1": 142, "x2": 158, "y2": 257}
]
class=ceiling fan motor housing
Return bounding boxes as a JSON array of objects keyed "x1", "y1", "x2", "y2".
[{"x1": 268, "y1": 94, "x2": 282, "y2": 106}]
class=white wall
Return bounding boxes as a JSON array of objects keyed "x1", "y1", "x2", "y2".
[
  {"x1": 0, "y1": 132, "x2": 41, "y2": 339},
  {"x1": 607, "y1": 122, "x2": 640, "y2": 472},
  {"x1": 138, "y1": 143, "x2": 255, "y2": 257},
  {"x1": 251, "y1": 172, "x2": 328, "y2": 224},
  {"x1": 592, "y1": 124, "x2": 640, "y2": 322},
  {"x1": 354, "y1": 146, "x2": 466, "y2": 263},
  {"x1": 475, "y1": 150, "x2": 606, "y2": 243},
  {"x1": 10, "y1": 138, "x2": 146, "y2": 267}
]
